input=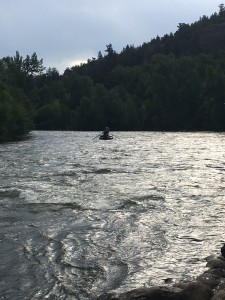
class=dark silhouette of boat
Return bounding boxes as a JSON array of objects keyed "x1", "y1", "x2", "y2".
[{"x1": 99, "y1": 135, "x2": 113, "y2": 140}]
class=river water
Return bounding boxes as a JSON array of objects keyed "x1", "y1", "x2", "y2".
[{"x1": 0, "y1": 131, "x2": 225, "y2": 299}]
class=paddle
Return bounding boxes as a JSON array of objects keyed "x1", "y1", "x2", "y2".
[{"x1": 93, "y1": 133, "x2": 101, "y2": 139}]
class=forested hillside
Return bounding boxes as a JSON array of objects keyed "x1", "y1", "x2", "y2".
[{"x1": 1, "y1": 5, "x2": 225, "y2": 141}]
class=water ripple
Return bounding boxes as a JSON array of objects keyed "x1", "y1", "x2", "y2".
[{"x1": 0, "y1": 131, "x2": 225, "y2": 299}]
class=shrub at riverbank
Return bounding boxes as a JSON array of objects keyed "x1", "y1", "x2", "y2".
[{"x1": 0, "y1": 83, "x2": 33, "y2": 142}]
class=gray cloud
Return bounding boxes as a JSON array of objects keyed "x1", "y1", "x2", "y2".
[{"x1": 0, "y1": 0, "x2": 221, "y2": 72}]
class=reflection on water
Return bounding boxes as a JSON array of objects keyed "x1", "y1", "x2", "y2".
[{"x1": 0, "y1": 131, "x2": 225, "y2": 299}]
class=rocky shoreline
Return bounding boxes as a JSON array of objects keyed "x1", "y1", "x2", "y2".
[{"x1": 97, "y1": 246, "x2": 225, "y2": 300}]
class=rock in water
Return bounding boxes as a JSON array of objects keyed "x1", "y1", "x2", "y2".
[{"x1": 221, "y1": 244, "x2": 225, "y2": 258}]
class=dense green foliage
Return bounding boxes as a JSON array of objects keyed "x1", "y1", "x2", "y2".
[
  {"x1": 0, "y1": 52, "x2": 45, "y2": 141},
  {"x1": 1, "y1": 5, "x2": 225, "y2": 140}
]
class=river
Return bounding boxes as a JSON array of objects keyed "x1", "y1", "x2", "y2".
[{"x1": 0, "y1": 131, "x2": 225, "y2": 299}]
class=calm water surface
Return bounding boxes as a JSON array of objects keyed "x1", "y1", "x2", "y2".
[{"x1": 0, "y1": 131, "x2": 225, "y2": 299}]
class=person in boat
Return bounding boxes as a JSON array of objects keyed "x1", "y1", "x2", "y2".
[{"x1": 102, "y1": 127, "x2": 110, "y2": 139}]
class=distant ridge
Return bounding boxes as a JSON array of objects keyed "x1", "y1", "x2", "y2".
[{"x1": 71, "y1": 4, "x2": 225, "y2": 78}]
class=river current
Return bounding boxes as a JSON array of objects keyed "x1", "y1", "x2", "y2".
[{"x1": 0, "y1": 131, "x2": 225, "y2": 299}]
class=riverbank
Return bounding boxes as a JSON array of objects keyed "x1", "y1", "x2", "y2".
[{"x1": 97, "y1": 247, "x2": 225, "y2": 300}]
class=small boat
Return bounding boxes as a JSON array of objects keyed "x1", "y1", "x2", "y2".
[{"x1": 99, "y1": 135, "x2": 113, "y2": 140}]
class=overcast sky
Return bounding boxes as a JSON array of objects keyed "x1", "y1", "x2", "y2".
[{"x1": 0, "y1": 0, "x2": 222, "y2": 73}]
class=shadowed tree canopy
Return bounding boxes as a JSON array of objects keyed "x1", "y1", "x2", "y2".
[{"x1": 0, "y1": 51, "x2": 45, "y2": 141}]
